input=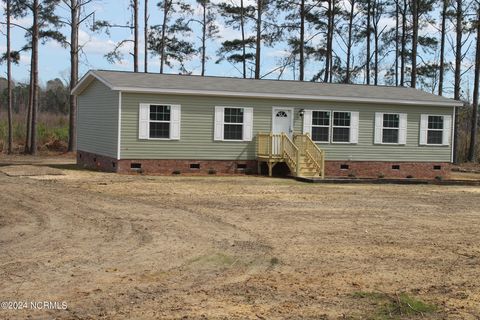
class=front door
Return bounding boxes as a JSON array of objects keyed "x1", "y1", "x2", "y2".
[{"x1": 272, "y1": 108, "x2": 293, "y2": 138}]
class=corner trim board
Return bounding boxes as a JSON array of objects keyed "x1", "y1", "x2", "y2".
[{"x1": 117, "y1": 91, "x2": 122, "y2": 160}]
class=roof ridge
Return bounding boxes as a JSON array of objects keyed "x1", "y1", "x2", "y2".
[{"x1": 94, "y1": 69, "x2": 413, "y2": 90}]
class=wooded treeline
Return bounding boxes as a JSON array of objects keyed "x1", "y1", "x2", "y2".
[{"x1": 1, "y1": 0, "x2": 479, "y2": 162}]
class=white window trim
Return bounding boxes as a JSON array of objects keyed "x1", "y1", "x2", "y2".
[
  {"x1": 308, "y1": 110, "x2": 358, "y2": 144},
  {"x1": 139, "y1": 103, "x2": 180, "y2": 141},
  {"x1": 421, "y1": 114, "x2": 451, "y2": 147},
  {"x1": 215, "y1": 106, "x2": 252, "y2": 142},
  {"x1": 331, "y1": 111, "x2": 355, "y2": 144},
  {"x1": 378, "y1": 112, "x2": 403, "y2": 145}
]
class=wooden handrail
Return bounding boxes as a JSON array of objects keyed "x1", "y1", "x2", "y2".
[
  {"x1": 281, "y1": 133, "x2": 299, "y2": 175},
  {"x1": 257, "y1": 132, "x2": 284, "y2": 158},
  {"x1": 258, "y1": 132, "x2": 324, "y2": 178},
  {"x1": 303, "y1": 134, "x2": 325, "y2": 178}
]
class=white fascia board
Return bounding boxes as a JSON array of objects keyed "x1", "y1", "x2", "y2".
[{"x1": 113, "y1": 86, "x2": 462, "y2": 108}]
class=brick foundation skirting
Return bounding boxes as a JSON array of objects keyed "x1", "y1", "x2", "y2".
[
  {"x1": 77, "y1": 150, "x2": 450, "y2": 179},
  {"x1": 77, "y1": 151, "x2": 257, "y2": 175},
  {"x1": 77, "y1": 150, "x2": 118, "y2": 172},
  {"x1": 325, "y1": 161, "x2": 450, "y2": 179}
]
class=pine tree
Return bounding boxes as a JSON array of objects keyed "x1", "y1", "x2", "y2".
[
  {"x1": 11, "y1": 0, "x2": 65, "y2": 154},
  {"x1": 61, "y1": 0, "x2": 95, "y2": 152},
  {"x1": 195, "y1": 0, "x2": 219, "y2": 76},
  {"x1": 217, "y1": 1, "x2": 255, "y2": 78},
  {"x1": 149, "y1": 0, "x2": 195, "y2": 73},
  {"x1": 93, "y1": 0, "x2": 140, "y2": 72}
]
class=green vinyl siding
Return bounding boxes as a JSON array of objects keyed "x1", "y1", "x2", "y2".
[
  {"x1": 77, "y1": 79, "x2": 119, "y2": 158},
  {"x1": 120, "y1": 92, "x2": 453, "y2": 162}
]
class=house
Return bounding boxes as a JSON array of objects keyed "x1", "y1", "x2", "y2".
[{"x1": 72, "y1": 70, "x2": 462, "y2": 179}]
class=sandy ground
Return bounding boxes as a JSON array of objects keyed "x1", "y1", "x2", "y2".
[{"x1": 0, "y1": 162, "x2": 480, "y2": 319}]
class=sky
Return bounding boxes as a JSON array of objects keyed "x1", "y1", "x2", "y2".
[
  {"x1": 0, "y1": 0, "x2": 475, "y2": 100},
  {"x1": 0, "y1": 0, "x2": 286, "y2": 85}
]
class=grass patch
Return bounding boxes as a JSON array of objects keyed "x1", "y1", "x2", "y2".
[
  {"x1": 188, "y1": 253, "x2": 235, "y2": 267},
  {"x1": 352, "y1": 291, "x2": 437, "y2": 319},
  {"x1": 0, "y1": 113, "x2": 68, "y2": 152},
  {"x1": 269, "y1": 257, "x2": 280, "y2": 266}
]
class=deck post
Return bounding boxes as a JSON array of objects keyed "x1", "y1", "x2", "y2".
[
  {"x1": 321, "y1": 154, "x2": 325, "y2": 179},
  {"x1": 269, "y1": 132, "x2": 273, "y2": 158},
  {"x1": 296, "y1": 149, "x2": 301, "y2": 177},
  {"x1": 280, "y1": 133, "x2": 284, "y2": 158}
]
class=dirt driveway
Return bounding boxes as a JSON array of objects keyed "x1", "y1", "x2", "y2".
[{"x1": 0, "y1": 165, "x2": 479, "y2": 319}]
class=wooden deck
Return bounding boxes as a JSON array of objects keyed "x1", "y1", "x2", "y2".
[{"x1": 257, "y1": 132, "x2": 325, "y2": 178}]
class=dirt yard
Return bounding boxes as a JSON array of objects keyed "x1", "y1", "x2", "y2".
[{"x1": 1, "y1": 161, "x2": 480, "y2": 319}]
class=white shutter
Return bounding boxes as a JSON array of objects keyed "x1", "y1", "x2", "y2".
[
  {"x1": 214, "y1": 106, "x2": 224, "y2": 141},
  {"x1": 170, "y1": 104, "x2": 181, "y2": 140},
  {"x1": 303, "y1": 110, "x2": 312, "y2": 136},
  {"x1": 398, "y1": 113, "x2": 407, "y2": 145},
  {"x1": 419, "y1": 114, "x2": 428, "y2": 145},
  {"x1": 350, "y1": 111, "x2": 359, "y2": 144},
  {"x1": 443, "y1": 115, "x2": 452, "y2": 146},
  {"x1": 374, "y1": 112, "x2": 383, "y2": 144},
  {"x1": 243, "y1": 107, "x2": 253, "y2": 141},
  {"x1": 139, "y1": 103, "x2": 150, "y2": 140}
]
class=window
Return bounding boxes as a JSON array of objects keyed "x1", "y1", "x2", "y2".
[
  {"x1": 332, "y1": 112, "x2": 351, "y2": 143},
  {"x1": 224, "y1": 108, "x2": 244, "y2": 140},
  {"x1": 382, "y1": 113, "x2": 400, "y2": 143},
  {"x1": 312, "y1": 111, "x2": 330, "y2": 142},
  {"x1": 420, "y1": 114, "x2": 451, "y2": 146},
  {"x1": 306, "y1": 110, "x2": 358, "y2": 143},
  {"x1": 149, "y1": 105, "x2": 170, "y2": 139},
  {"x1": 138, "y1": 103, "x2": 181, "y2": 140},
  {"x1": 427, "y1": 116, "x2": 444, "y2": 145},
  {"x1": 214, "y1": 106, "x2": 253, "y2": 141},
  {"x1": 374, "y1": 112, "x2": 407, "y2": 145}
]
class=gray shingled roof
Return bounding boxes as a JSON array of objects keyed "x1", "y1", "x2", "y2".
[{"x1": 73, "y1": 70, "x2": 461, "y2": 107}]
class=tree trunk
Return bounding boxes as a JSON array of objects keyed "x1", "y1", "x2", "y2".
[
  {"x1": 469, "y1": 5, "x2": 480, "y2": 162},
  {"x1": 30, "y1": 0, "x2": 39, "y2": 155},
  {"x1": 400, "y1": 0, "x2": 406, "y2": 86},
  {"x1": 201, "y1": 1, "x2": 207, "y2": 76},
  {"x1": 240, "y1": 0, "x2": 246, "y2": 78},
  {"x1": 299, "y1": 0, "x2": 305, "y2": 81},
  {"x1": 255, "y1": 0, "x2": 262, "y2": 79},
  {"x1": 144, "y1": 0, "x2": 148, "y2": 72},
  {"x1": 25, "y1": 59, "x2": 33, "y2": 154},
  {"x1": 133, "y1": 0, "x2": 139, "y2": 72},
  {"x1": 411, "y1": 0, "x2": 418, "y2": 88},
  {"x1": 454, "y1": 0, "x2": 462, "y2": 100},
  {"x1": 68, "y1": 0, "x2": 79, "y2": 153},
  {"x1": 373, "y1": 0, "x2": 378, "y2": 85},
  {"x1": 160, "y1": 0, "x2": 169, "y2": 73},
  {"x1": 439, "y1": 0, "x2": 448, "y2": 96},
  {"x1": 395, "y1": 0, "x2": 399, "y2": 86},
  {"x1": 453, "y1": 0, "x2": 462, "y2": 163},
  {"x1": 329, "y1": 0, "x2": 335, "y2": 83},
  {"x1": 6, "y1": 0, "x2": 13, "y2": 154},
  {"x1": 346, "y1": 0, "x2": 355, "y2": 83},
  {"x1": 366, "y1": 0, "x2": 371, "y2": 85},
  {"x1": 324, "y1": 0, "x2": 333, "y2": 82}
]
